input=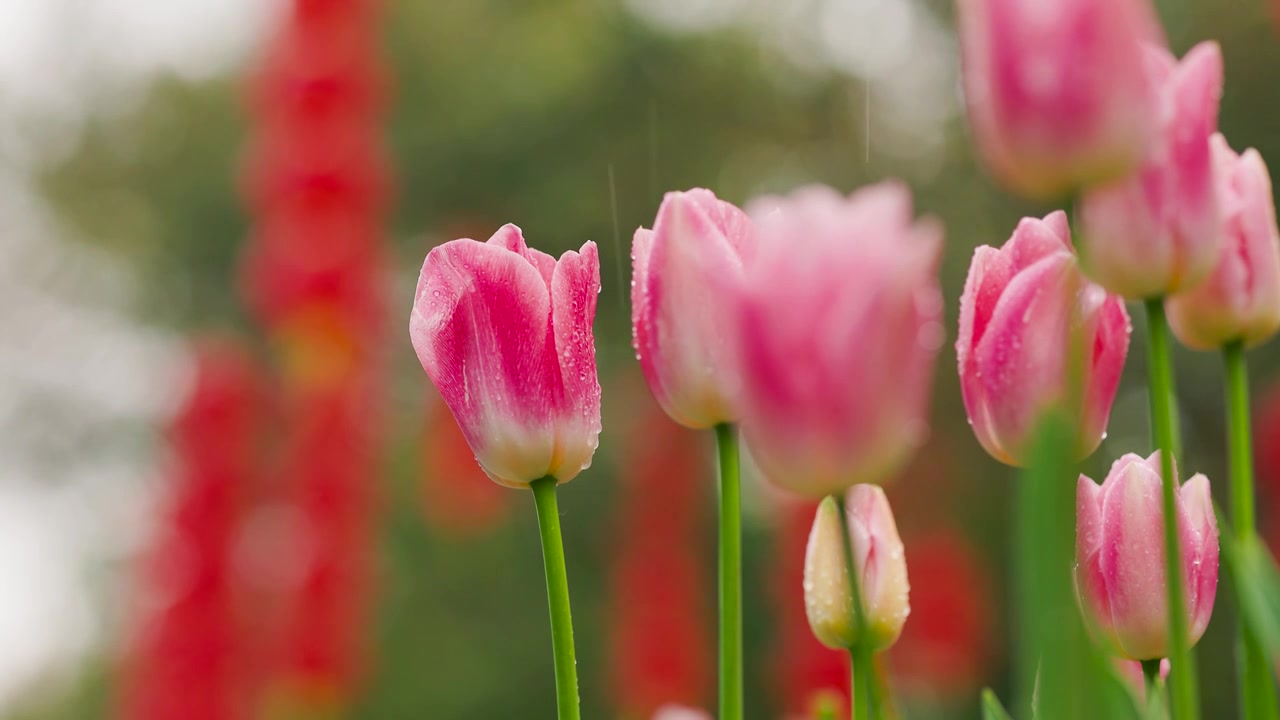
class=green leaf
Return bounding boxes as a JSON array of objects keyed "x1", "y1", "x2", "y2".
[
  {"x1": 982, "y1": 689, "x2": 1014, "y2": 720},
  {"x1": 1220, "y1": 523, "x2": 1280, "y2": 665}
]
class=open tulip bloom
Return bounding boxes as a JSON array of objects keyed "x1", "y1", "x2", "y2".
[{"x1": 410, "y1": 224, "x2": 601, "y2": 719}]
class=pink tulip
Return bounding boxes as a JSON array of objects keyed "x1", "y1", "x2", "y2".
[
  {"x1": 956, "y1": 0, "x2": 1162, "y2": 199},
  {"x1": 1167, "y1": 134, "x2": 1280, "y2": 350},
  {"x1": 632, "y1": 189, "x2": 754, "y2": 429},
  {"x1": 957, "y1": 211, "x2": 1130, "y2": 466},
  {"x1": 804, "y1": 486, "x2": 911, "y2": 652},
  {"x1": 409, "y1": 225, "x2": 602, "y2": 488},
  {"x1": 1076, "y1": 452, "x2": 1219, "y2": 660},
  {"x1": 732, "y1": 183, "x2": 943, "y2": 497},
  {"x1": 1079, "y1": 42, "x2": 1225, "y2": 298}
]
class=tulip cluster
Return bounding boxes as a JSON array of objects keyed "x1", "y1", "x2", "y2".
[
  {"x1": 405, "y1": 0, "x2": 1280, "y2": 715},
  {"x1": 955, "y1": 0, "x2": 1280, "y2": 715}
]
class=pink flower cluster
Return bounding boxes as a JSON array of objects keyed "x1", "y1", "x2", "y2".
[{"x1": 405, "y1": 0, "x2": 1280, "y2": 708}]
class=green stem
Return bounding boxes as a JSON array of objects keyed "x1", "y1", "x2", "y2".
[
  {"x1": 1225, "y1": 341, "x2": 1256, "y2": 541},
  {"x1": 714, "y1": 424, "x2": 743, "y2": 720},
  {"x1": 834, "y1": 494, "x2": 882, "y2": 720},
  {"x1": 530, "y1": 476, "x2": 580, "y2": 720},
  {"x1": 1141, "y1": 659, "x2": 1165, "y2": 720},
  {"x1": 1143, "y1": 299, "x2": 1198, "y2": 720},
  {"x1": 1223, "y1": 342, "x2": 1280, "y2": 720}
]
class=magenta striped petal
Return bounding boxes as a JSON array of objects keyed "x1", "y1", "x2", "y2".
[{"x1": 410, "y1": 225, "x2": 601, "y2": 487}]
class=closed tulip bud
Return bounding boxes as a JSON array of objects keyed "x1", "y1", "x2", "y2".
[
  {"x1": 1167, "y1": 135, "x2": 1280, "y2": 350},
  {"x1": 1079, "y1": 42, "x2": 1225, "y2": 298},
  {"x1": 734, "y1": 183, "x2": 943, "y2": 497},
  {"x1": 804, "y1": 488, "x2": 910, "y2": 652},
  {"x1": 1076, "y1": 452, "x2": 1220, "y2": 660},
  {"x1": 632, "y1": 189, "x2": 755, "y2": 429},
  {"x1": 957, "y1": 211, "x2": 1130, "y2": 466},
  {"x1": 409, "y1": 225, "x2": 602, "y2": 488},
  {"x1": 957, "y1": 0, "x2": 1162, "y2": 199}
]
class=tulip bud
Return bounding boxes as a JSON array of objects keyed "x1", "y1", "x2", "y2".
[
  {"x1": 409, "y1": 225, "x2": 602, "y2": 488},
  {"x1": 957, "y1": 211, "x2": 1130, "y2": 466},
  {"x1": 733, "y1": 183, "x2": 943, "y2": 497},
  {"x1": 1075, "y1": 452, "x2": 1220, "y2": 660},
  {"x1": 1079, "y1": 42, "x2": 1225, "y2": 298},
  {"x1": 1167, "y1": 134, "x2": 1280, "y2": 350},
  {"x1": 632, "y1": 189, "x2": 755, "y2": 429},
  {"x1": 956, "y1": 0, "x2": 1162, "y2": 199},
  {"x1": 804, "y1": 487, "x2": 910, "y2": 652}
]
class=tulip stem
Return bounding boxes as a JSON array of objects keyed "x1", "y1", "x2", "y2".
[
  {"x1": 835, "y1": 494, "x2": 882, "y2": 720},
  {"x1": 1141, "y1": 659, "x2": 1165, "y2": 720},
  {"x1": 1224, "y1": 341, "x2": 1256, "y2": 541},
  {"x1": 1143, "y1": 298, "x2": 1198, "y2": 720},
  {"x1": 1223, "y1": 341, "x2": 1280, "y2": 720},
  {"x1": 714, "y1": 424, "x2": 743, "y2": 720},
  {"x1": 530, "y1": 476, "x2": 580, "y2": 720}
]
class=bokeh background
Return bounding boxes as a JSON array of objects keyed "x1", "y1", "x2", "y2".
[{"x1": 1, "y1": 0, "x2": 1279, "y2": 718}]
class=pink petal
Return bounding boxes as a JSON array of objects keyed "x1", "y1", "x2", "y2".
[
  {"x1": 548, "y1": 242, "x2": 603, "y2": 483},
  {"x1": 487, "y1": 223, "x2": 556, "y2": 287},
  {"x1": 410, "y1": 237, "x2": 557, "y2": 486},
  {"x1": 1077, "y1": 474, "x2": 1115, "y2": 641},
  {"x1": 1178, "y1": 473, "x2": 1219, "y2": 642},
  {"x1": 1100, "y1": 457, "x2": 1170, "y2": 659},
  {"x1": 1079, "y1": 291, "x2": 1130, "y2": 456},
  {"x1": 970, "y1": 254, "x2": 1074, "y2": 459}
]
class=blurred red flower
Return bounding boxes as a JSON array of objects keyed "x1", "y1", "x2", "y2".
[
  {"x1": 119, "y1": 340, "x2": 265, "y2": 720},
  {"x1": 420, "y1": 389, "x2": 511, "y2": 534},
  {"x1": 889, "y1": 529, "x2": 994, "y2": 698},
  {"x1": 608, "y1": 380, "x2": 713, "y2": 718}
]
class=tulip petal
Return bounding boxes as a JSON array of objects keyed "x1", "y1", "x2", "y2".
[
  {"x1": 487, "y1": 223, "x2": 557, "y2": 287},
  {"x1": 1179, "y1": 473, "x2": 1219, "y2": 642},
  {"x1": 1100, "y1": 457, "x2": 1169, "y2": 659},
  {"x1": 1079, "y1": 290, "x2": 1130, "y2": 456},
  {"x1": 410, "y1": 236, "x2": 556, "y2": 487},
  {"x1": 1076, "y1": 474, "x2": 1116, "y2": 642},
  {"x1": 969, "y1": 254, "x2": 1073, "y2": 461},
  {"x1": 548, "y1": 242, "x2": 603, "y2": 483},
  {"x1": 636, "y1": 190, "x2": 751, "y2": 428}
]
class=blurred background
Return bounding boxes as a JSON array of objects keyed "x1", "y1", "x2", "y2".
[{"x1": 1, "y1": 0, "x2": 1278, "y2": 717}]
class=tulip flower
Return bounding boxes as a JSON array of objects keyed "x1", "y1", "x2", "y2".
[
  {"x1": 631, "y1": 188, "x2": 754, "y2": 429},
  {"x1": 1167, "y1": 134, "x2": 1280, "y2": 350},
  {"x1": 957, "y1": 211, "x2": 1130, "y2": 466},
  {"x1": 1075, "y1": 452, "x2": 1219, "y2": 660},
  {"x1": 1079, "y1": 42, "x2": 1224, "y2": 299},
  {"x1": 804, "y1": 487, "x2": 911, "y2": 652},
  {"x1": 733, "y1": 183, "x2": 943, "y2": 497},
  {"x1": 771, "y1": 500, "x2": 851, "y2": 720},
  {"x1": 956, "y1": 0, "x2": 1161, "y2": 199},
  {"x1": 409, "y1": 224, "x2": 602, "y2": 488}
]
